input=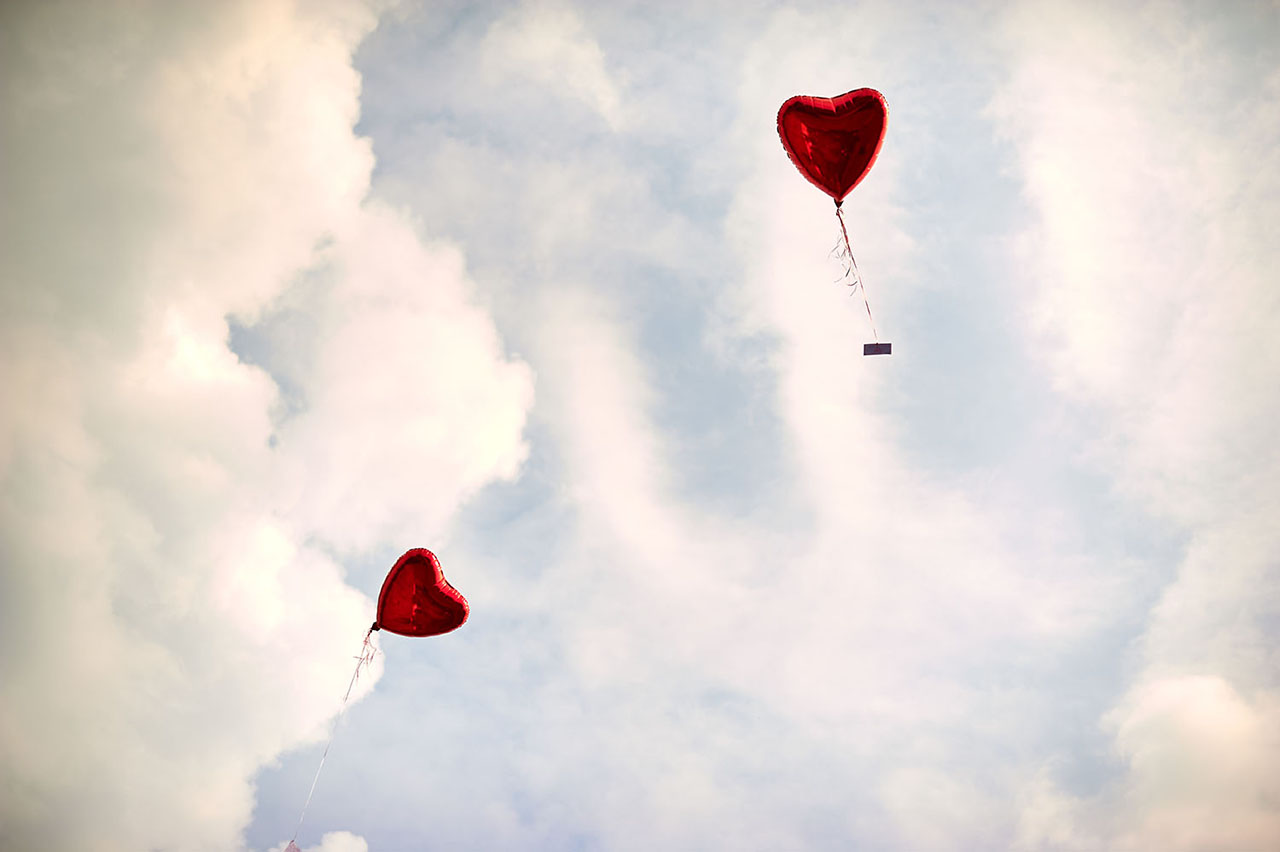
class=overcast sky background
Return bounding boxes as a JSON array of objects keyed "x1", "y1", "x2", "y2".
[{"x1": 2, "y1": 1, "x2": 1278, "y2": 850}]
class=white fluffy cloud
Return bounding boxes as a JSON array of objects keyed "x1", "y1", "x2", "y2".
[
  {"x1": 480, "y1": 1, "x2": 624, "y2": 129},
  {"x1": 991, "y1": 0, "x2": 1280, "y2": 525},
  {"x1": 272, "y1": 204, "x2": 533, "y2": 553},
  {"x1": 274, "y1": 830, "x2": 368, "y2": 852},
  {"x1": 1107, "y1": 676, "x2": 1280, "y2": 848},
  {"x1": 0, "y1": 1, "x2": 531, "y2": 850},
  {"x1": 993, "y1": 2, "x2": 1280, "y2": 848}
]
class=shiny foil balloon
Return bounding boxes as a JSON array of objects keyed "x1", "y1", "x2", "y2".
[
  {"x1": 777, "y1": 88, "x2": 888, "y2": 204},
  {"x1": 374, "y1": 548, "x2": 469, "y2": 637}
]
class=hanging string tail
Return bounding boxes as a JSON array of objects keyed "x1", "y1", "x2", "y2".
[
  {"x1": 290, "y1": 622, "x2": 380, "y2": 845},
  {"x1": 834, "y1": 200, "x2": 879, "y2": 343}
]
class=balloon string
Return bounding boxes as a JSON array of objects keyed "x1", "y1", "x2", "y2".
[
  {"x1": 835, "y1": 202, "x2": 879, "y2": 342},
  {"x1": 291, "y1": 624, "x2": 379, "y2": 844}
]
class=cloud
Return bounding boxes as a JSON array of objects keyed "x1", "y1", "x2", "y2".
[
  {"x1": 1015, "y1": 676, "x2": 1280, "y2": 852},
  {"x1": 480, "y1": 1, "x2": 624, "y2": 130},
  {"x1": 1107, "y1": 676, "x2": 1280, "y2": 849},
  {"x1": 0, "y1": 1, "x2": 531, "y2": 850},
  {"x1": 273, "y1": 830, "x2": 368, "y2": 852},
  {"x1": 989, "y1": 0, "x2": 1280, "y2": 525},
  {"x1": 992, "y1": 1, "x2": 1280, "y2": 847},
  {"x1": 269, "y1": 203, "x2": 533, "y2": 553}
]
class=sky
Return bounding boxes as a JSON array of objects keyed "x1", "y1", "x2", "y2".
[{"x1": 1, "y1": 0, "x2": 1278, "y2": 850}]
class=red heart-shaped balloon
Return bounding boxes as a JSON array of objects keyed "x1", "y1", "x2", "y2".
[
  {"x1": 375, "y1": 548, "x2": 469, "y2": 637},
  {"x1": 777, "y1": 88, "x2": 888, "y2": 203}
]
